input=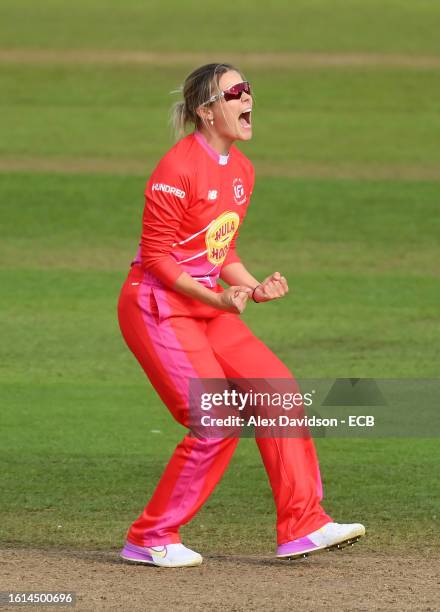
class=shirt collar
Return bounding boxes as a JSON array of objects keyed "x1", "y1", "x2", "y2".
[{"x1": 194, "y1": 131, "x2": 229, "y2": 166}]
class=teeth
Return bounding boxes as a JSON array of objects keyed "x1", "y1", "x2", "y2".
[{"x1": 239, "y1": 108, "x2": 252, "y2": 129}]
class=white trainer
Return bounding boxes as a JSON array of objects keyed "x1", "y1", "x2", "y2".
[
  {"x1": 121, "y1": 541, "x2": 203, "y2": 568},
  {"x1": 309, "y1": 522, "x2": 366, "y2": 548},
  {"x1": 277, "y1": 522, "x2": 366, "y2": 558}
]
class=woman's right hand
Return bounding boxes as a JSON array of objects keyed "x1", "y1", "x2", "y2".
[{"x1": 217, "y1": 286, "x2": 252, "y2": 314}]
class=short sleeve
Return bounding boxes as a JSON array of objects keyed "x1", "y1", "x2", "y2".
[{"x1": 140, "y1": 155, "x2": 192, "y2": 287}]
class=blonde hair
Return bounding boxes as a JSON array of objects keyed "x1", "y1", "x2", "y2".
[{"x1": 170, "y1": 63, "x2": 244, "y2": 139}]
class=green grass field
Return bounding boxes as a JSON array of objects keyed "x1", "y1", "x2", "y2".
[{"x1": 1, "y1": 1, "x2": 439, "y2": 555}]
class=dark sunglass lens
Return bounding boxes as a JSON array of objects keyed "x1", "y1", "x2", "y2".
[
  {"x1": 226, "y1": 86, "x2": 241, "y2": 99},
  {"x1": 224, "y1": 82, "x2": 251, "y2": 101}
]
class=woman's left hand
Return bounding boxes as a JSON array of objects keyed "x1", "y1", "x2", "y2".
[{"x1": 252, "y1": 271, "x2": 289, "y2": 303}]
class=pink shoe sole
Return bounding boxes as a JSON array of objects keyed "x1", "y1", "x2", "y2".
[{"x1": 277, "y1": 534, "x2": 363, "y2": 559}]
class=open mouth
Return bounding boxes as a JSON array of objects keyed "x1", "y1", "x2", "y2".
[{"x1": 239, "y1": 109, "x2": 252, "y2": 128}]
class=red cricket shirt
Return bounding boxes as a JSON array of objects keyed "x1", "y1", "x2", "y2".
[{"x1": 132, "y1": 131, "x2": 254, "y2": 289}]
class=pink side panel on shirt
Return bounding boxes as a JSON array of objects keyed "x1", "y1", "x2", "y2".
[{"x1": 132, "y1": 246, "x2": 221, "y2": 288}]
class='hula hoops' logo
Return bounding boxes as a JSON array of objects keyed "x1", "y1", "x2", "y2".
[{"x1": 205, "y1": 211, "x2": 240, "y2": 265}]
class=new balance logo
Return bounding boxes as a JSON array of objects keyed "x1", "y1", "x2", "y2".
[{"x1": 208, "y1": 190, "x2": 218, "y2": 201}]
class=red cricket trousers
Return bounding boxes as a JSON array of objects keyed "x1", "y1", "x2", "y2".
[{"x1": 118, "y1": 265, "x2": 331, "y2": 546}]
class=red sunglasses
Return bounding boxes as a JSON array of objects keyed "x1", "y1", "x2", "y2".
[{"x1": 205, "y1": 81, "x2": 252, "y2": 104}]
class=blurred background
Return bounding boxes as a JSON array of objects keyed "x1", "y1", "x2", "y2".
[{"x1": 1, "y1": 1, "x2": 439, "y2": 553}]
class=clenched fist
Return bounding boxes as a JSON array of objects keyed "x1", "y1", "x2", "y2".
[
  {"x1": 252, "y1": 272, "x2": 289, "y2": 303},
  {"x1": 218, "y1": 285, "x2": 253, "y2": 313}
]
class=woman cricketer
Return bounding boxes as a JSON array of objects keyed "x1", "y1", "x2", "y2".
[{"x1": 117, "y1": 63, "x2": 365, "y2": 567}]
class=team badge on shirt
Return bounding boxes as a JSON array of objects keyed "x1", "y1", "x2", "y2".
[
  {"x1": 205, "y1": 211, "x2": 240, "y2": 265},
  {"x1": 232, "y1": 178, "x2": 246, "y2": 205}
]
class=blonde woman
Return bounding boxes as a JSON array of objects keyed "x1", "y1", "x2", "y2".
[{"x1": 117, "y1": 63, "x2": 365, "y2": 567}]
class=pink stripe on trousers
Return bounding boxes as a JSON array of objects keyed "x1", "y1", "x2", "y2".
[{"x1": 136, "y1": 280, "x2": 231, "y2": 544}]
